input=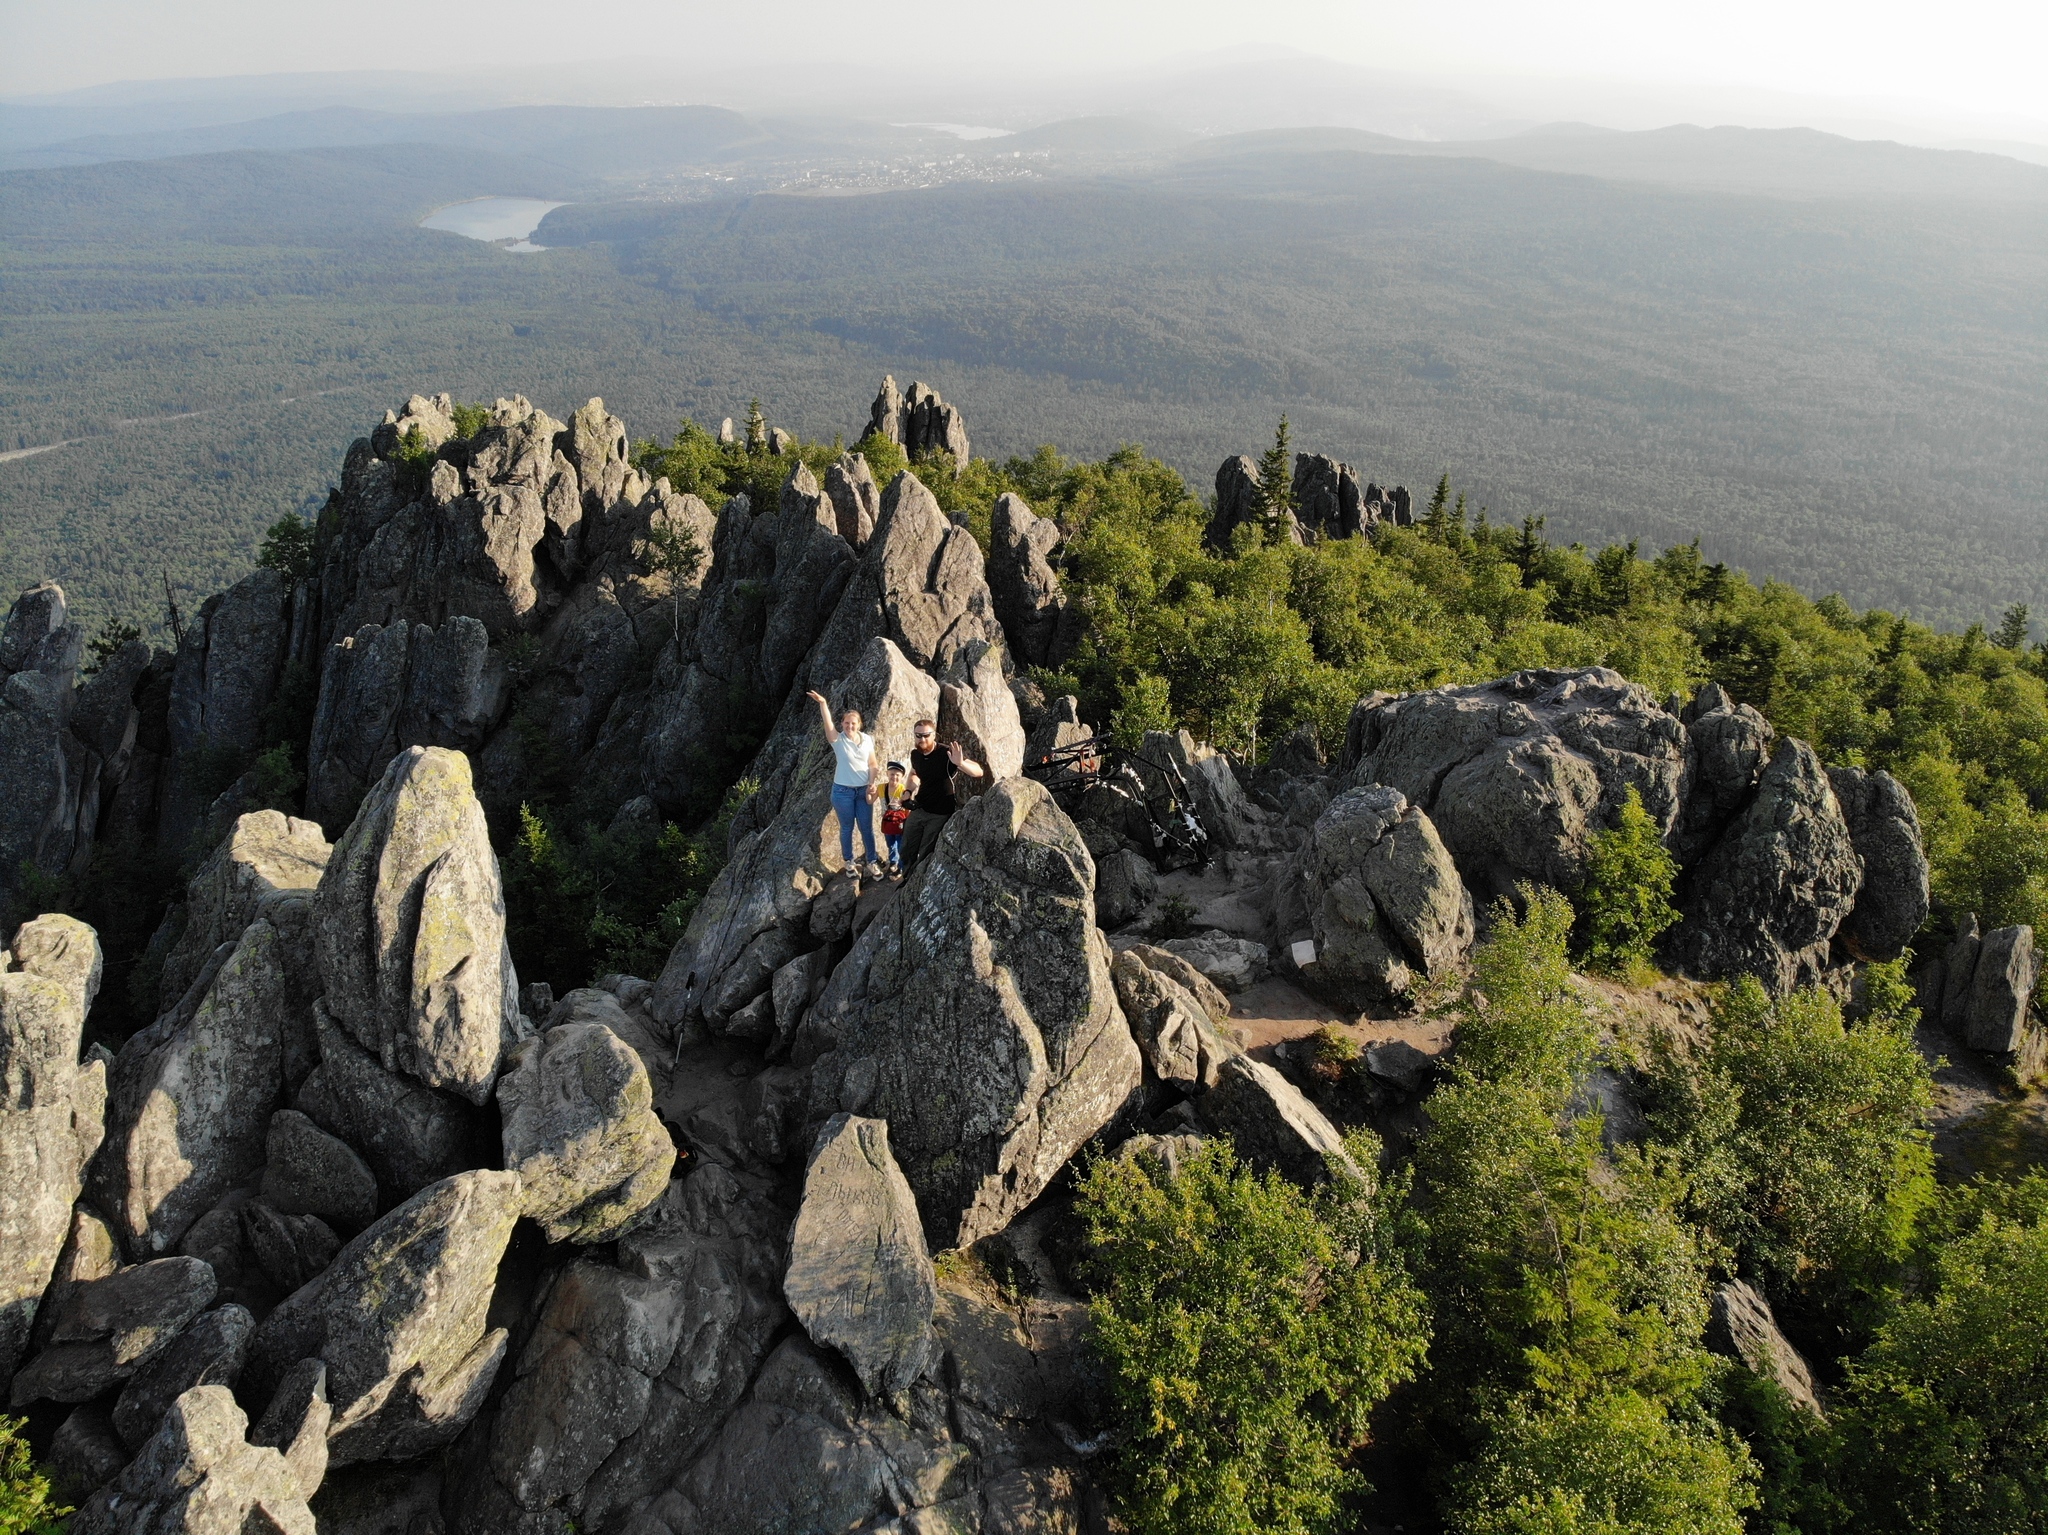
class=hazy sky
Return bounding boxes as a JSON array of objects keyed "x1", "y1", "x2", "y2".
[{"x1": 3, "y1": 0, "x2": 2043, "y2": 134}]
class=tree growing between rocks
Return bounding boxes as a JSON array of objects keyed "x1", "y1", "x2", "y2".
[
  {"x1": 1076, "y1": 1137, "x2": 1428, "y2": 1535},
  {"x1": 1577, "y1": 785, "x2": 1681, "y2": 978}
]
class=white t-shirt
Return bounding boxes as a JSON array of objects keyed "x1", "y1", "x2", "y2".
[{"x1": 832, "y1": 732, "x2": 875, "y2": 787}]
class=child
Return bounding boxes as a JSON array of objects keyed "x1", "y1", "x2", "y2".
[{"x1": 876, "y1": 760, "x2": 914, "y2": 876}]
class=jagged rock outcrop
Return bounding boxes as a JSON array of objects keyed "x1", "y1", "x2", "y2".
[
  {"x1": 1937, "y1": 919, "x2": 2040, "y2": 1061},
  {"x1": 1672, "y1": 738, "x2": 1862, "y2": 994},
  {"x1": 314, "y1": 745, "x2": 517, "y2": 1106},
  {"x1": 1342, "y1": 667, "x2": 1689, "y2": 905},
  {"x1": 867, "y1": 375, "x2": 970, "y2": 465},
  {"x1": 92, "y1": 920, "x2": 288, "y2": 1256},
  {"x1": 11, "y1": 1256, "x2": 217, "y2": 1405},
  {"x1": 1828, "y1": 765, "x2": 1931, "y2": 961},
  {"x1": 0, "y1": 913, "x2": 106, "y2": 1383},
  {"x1": 244, "y1": 1169, "x2": 521, "y2": 1467},
  {"x1": 1676, "y1": 683, "x2": 1776, "y2": 861},
  {"x1": 1278, "y1": 784, "x2": 1474, "y2": 1011},
  {"x1": 799, "y1": 778, "x2": 1142, "y2": 1249},
  {"x1": 1292, "y1": 453, "x2": 1375, "y2": 539},
  {"x1": 69, "y1": 1383, "x2": 317, "y2": 1535},
  {"x1": 160, "y1": 568, "x2": 295, "y2": 851},
  {"x1": 784, "y1": 1115, "x2": 938, "y2": 1402},
  {"x1": 498, "y1": 1018, "x2": 675, "y2": 1244},
  {"x1": 988, "y1": 493, "x2": 1078, "y2": 669},
  {"x1": 0, "y1": 582, "x2": 104, "y2": 912},
  {"x1": 824, "y1": 452, "x2": 880, "y2": 548}
]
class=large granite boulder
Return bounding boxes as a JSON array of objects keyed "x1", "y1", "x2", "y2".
[
  {"x1": 92, "y1": 920, "x2": 287, "y2": 1256},
  {"x1": 784, "y1": 1115, "x2": 939, "y2": 1401},
  {"x1": 1963, "y1": 924, "x2": 2038, "y2": 1056},
  {"x1": 824, "y1": 451, "x2": 880, "y2": 549},
  {"x1": 799, "y1": 778, "x2": 1142, "y2": 1249},
  {"x1": 1109, "y1": 948, "x2": 1234, "y2": 1092},
  {"x1": 0, "y1": 667, "x2": 79, "y2": 911},
  {"x1": 261, "y1": 1109, "x2": 379, "y2": 1231},
  {"x1": 1828, "y1": 765, "x2": 1931, "y2": 962},
  {"x1": 498, "y1": 1019, "x2": 675, "y2": 1244},
  {"x1": 1279, "y1": 784, "x2": 1473, "y2": 1010},
  {"x1": 1198, "y1": 1053, "x2": 1362, "y2": 1187},
  {"x1": 159, "y1": 810, "x2": 331, "y2": 1013},
  {"x1": 1342, "y1": 668, "x2": 1688, "y2": 905},
  {"x1": 1676, "y1": 683, "x2": 1776, "y2": 861},
  {"x1": 296, "y1": 1002, "x2": 487, "y2": 1202},
  {"x1": 0, "y1": 913, "x2": 106, "y2": 1382},
  {"x1": 10, "y1": 1255, "x2": 217, "y2": 1405},
  {"x1": 0, "y1": 580, "x2": 81, "y2": 677},
  {"x1": 987, "y1": 494, "x2": 1078, "y2": 669},
  {"x1": 1291, "y1": 452, "x2": 1373, "y2": 539},
  {"x1": 457, "y1": 1162, "x2": 788, "y2": 1534},
  {"x1": 111, "y1": 1301, "x2": 254, "y2": 1449},
  {"x1": 159, "y1": 567, "x2": 293, "y2": 849},
  {"x1": 314, "y1": 745, "x2": 517, "y2": 1106},
  {"x1": 68, "y1": 1384, "x2": 316, "y2": 1535},
  {"x1": 1672, "y1": 738, "x2": 1863, "y2": 994},
  {"x1": 244, "y1": 1169, "x2": 521, "y2": 1467}
]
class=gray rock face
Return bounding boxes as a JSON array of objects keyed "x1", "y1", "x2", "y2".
[
  {"x1": 1342, "y1": 667, "x2": 1688, "y2": 905},
  {"x1": 785, "y1": 1115, "x2": 938, "y2": 1401},
  {"x1": 261, "y1": 1109, "x2": 379, "y2": 1231},
  {"x1": 0, "y1": 580, "x2": 79, "y2": 676},
  {"x1": 70, "y1": 1383, "x2": 317, "y2": 1535},
  {"x1": 314, "y1": 745, "x2": 516, "y2": 1106},
  {"x1": 93, "y1": 919, "x2": 285, "y2": 1257},
  {"x1": 1673, "y1": 738, "x2": 1863, "y2": 994},
  {"x1": 1109, "y1": 948, "x2": 1233, "y2": 1092},
  {"x1": 1828, "y1": 766, "x2": 1931, "y2": 962},
  {"x1": 160, "y1": 567, "x2": 292, "y2": 849},
  {"x1": 988, "y1": 494, "x2": 1077, "y2": 670},
  {"x1": 305, "y1": 617, "x2": 506, "y2": 825},
  {"x1": 1282, "y1": 785, "x2": 1473, "y2": 1010},
  {"x1": 1198, "y1": 1053, "x2": 1361, "y2": 1187},
  {"x1": 160, "y1": 809, "x2": 331, "y2": 1015},
  {"x1": 301, "y1": 1003, "x2": 486, "y2": 1200},
  {"x1": 241, "y1": 1201, "x2": 342, "y2": 1294},
  {"x1": 0, "y1": 913, "x2": 106, "y2": 1382},
  {"x1": 50, "y1": 1404, "x2": 128, "y2": 1499},
  {"x1": 498, "y1": 1020, "x2": 675, "y2": 1244},
  {"x1": 867, "y1": 375, "x2": 970, "y2": 465},
  {"x1": 11, "y1": 1256, "x2": 217, "y2": 1405},
  {"x1": 244, "y1": 1169, "x2": 520, "y2": 1468},
  {"x1": 802, "y1": 778, "x2": 1142, "y2": 1249},
  {"x1": 1964, "y1": 924, "x2": 2038, "y2": 1055},
  {"x1": 1677, "y1": 684, "x2": 1776, "y2": 860},
  {"x1": 112, "y1": 1302, "x2": 254, "y2": 1449},
  {"x1": 0, "y1": 668, "x2": 79, "y2": 910},
  {"x1": 1708, "y1": 1280, "x2": 1824, "y2": 1419},
  {"x1": 1141, "y1": 728, "x2": 1273, "y2": 853},
  {"x1": 463, "y1": 1163, "x2": 788, "y2": 1534}
]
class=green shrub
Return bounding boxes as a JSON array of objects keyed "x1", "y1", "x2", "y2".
[
  {"x1": 1646, "y1": 971, "x2": 1935, "y2": 1320},
  {"x1": 1828, "y1": 1209, "x2": 2048, "y2": 1533},
  {"x1": 449, "y1": 401, "x2": 493, "y2": 439},
  {"x1": 1576, "y1": 785, "x2": 1679, "y2": 978},
  {"x1": 254, "y1": 512, "x2": 315, "y2": 582},
  {"x1": 1076, "y1": 1138, "x2": 1429, "y2": 1535},
  {"x1": 0, "y1": 1415, "x2": 68, "y2": 1534}
]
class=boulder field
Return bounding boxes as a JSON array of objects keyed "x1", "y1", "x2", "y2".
[{"x1": 1, "y1": 381, "x2": 2004, "y2": 1534}]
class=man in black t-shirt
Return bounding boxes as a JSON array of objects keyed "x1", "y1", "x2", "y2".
[{"x1": 899, "y1": 717, "x2": 985, "y2": 878}]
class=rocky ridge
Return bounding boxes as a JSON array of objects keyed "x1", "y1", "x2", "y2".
[{"x1": 0, "y1": 379, "x2": 2006, "y2": 1535}]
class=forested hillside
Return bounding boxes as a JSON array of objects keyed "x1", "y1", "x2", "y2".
[{"x1": 2, "y1": 122, "x2": 2043, "y2": 637}]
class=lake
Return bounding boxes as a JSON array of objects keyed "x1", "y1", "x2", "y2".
[{"x1": 419, "y1": 197, "x2": 567, "y2": 252}]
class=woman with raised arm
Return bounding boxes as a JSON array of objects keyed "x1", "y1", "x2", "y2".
[{"x1": 807, "y1": 689, "x2": 884, "y2": 878}]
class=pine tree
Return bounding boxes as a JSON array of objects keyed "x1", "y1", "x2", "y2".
[
  {"x1": 744, "y1": 399, "x2": 767, "y2": 455},
  {"x1": 1994, "y1": 603, "x2": 2030, "y2": 651},
  {"x1": 1256, "y1": 416, "x2": 1295, "y2": 530}
]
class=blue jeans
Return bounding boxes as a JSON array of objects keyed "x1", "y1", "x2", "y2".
[{"x1": 831, "y1": 783, "x2": 877, "y2": 865}]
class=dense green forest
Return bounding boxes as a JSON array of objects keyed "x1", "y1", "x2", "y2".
[{"x1": 2, "y1": 130, "x2": 2043, "y2": 636}]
